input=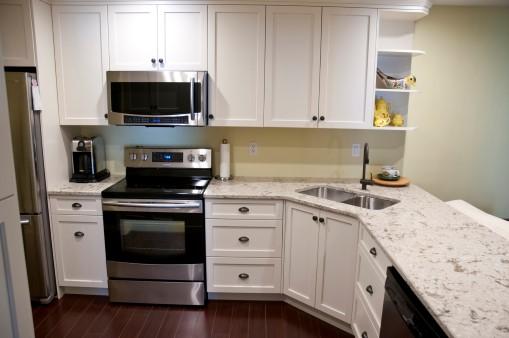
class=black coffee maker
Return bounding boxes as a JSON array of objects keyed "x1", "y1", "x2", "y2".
[{"x1": 70, "y1": 136, "x2": 110, "y2": 182}]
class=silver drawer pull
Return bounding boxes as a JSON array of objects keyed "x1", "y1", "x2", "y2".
[
  {"x1": 238, "y1": 207, "x2": 250, "y2": 213},
  {"x1": 238, "y1": 236, "x2": 250, "y2": 243},
  {"x1": 72, "y1": 202, "x2": 82, "y2": 209},
  {"x1": 369, "y1": 247, "x2": 377, "y2": 257},
  {"x1": 74, "y1": 231, "x2": 85, "y2": 238},
  {"x1": 238, "y1": 273, "x2": 249, "y2": 280},
  {"x1": 362, "y1": 332, "x2": 368, "y2": 338},
  {"x1": 366, "y1": 285, "x2": 373, "y2": 295}
]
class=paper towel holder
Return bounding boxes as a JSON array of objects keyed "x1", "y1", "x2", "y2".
[{"x1": 216, "y1": 138, "x2": 232, "y2": 181}]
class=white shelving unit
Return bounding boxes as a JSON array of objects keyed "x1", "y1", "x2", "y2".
[{"x1": 378, "y1": 49, "x2": 425, "y2": 57}]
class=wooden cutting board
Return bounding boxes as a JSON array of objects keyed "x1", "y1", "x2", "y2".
[{"x1": 373, "y1": 176, "x2": 410, "y2": 187}]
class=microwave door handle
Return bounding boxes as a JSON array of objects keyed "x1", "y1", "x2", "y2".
[
  {"x1": 190, "y1": 77, "x2": 195, "y2": 121},
  {"x1": 102, "y1": 201, "x2": 201, "y2": 209}
]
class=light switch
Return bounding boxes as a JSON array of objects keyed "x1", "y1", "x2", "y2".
[{"x1": 352, "y1": 144, "x2": 361, "y2": 157}]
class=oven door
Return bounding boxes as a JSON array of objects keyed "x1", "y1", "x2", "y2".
[
  {"x1": 102, "y1": 199, "x2": 205, "y2": 281},
  {"x1": 107, "y1": 71, "x2": 206, "y2": 126}
]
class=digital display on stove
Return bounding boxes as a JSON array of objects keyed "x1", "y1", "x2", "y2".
[{"x1": 152, "y1": 152, "x2": 184, "y2": 163}]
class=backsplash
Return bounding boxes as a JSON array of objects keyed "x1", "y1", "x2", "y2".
[{"x1": 77, "y1": 126, "x2": 406, "y2": 178}]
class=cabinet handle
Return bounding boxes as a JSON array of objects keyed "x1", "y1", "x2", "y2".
[
  {"x1": 366, "y1": 285, "x2": 373, "y2": 295},
  {"x1": 158, "y1": 58, "x2": 164, "y2": 64},
  {"x1": 312, "y1": 116, "x2": 318, "y2": 121},
  {"x1": 361, "y1": 332, "x2": 368, "y2": 338},
  {"x1": 312, "y1": 216, "x2": 318, "y2": 221},
  {"x1": 238, "y1": 273, "x2": 249, "y2": 280},
  {"x1": 369, "y1": 247, "x2": 377, "y2": 257},
  {"x1": 74, "y1": 231, "x2": 85, "y2": 238},
  {"x1": 238, "y1": 207, "x2": 250, "y2": 213},
  {"x1": 104, "y1": 113, "x2": 108, "y2": 119},
  {"x1": 72, "y1": 203, "x2": 82, "y2": 209},
  {"x1": 318, "y1": 217, "x2": 324, "y2": 223},
  {"x1": 319, "y1": 116, "x2": 325, "y2": 121},
  {"x1": 208, "y1": 114, "x2": 214, "y2": 120},
  {"x1": 238, "y1": 236, "x2": 250, "y2": 243},
  {"x1": 151, "y1": 58, "x2": 156, "y2": 64}
]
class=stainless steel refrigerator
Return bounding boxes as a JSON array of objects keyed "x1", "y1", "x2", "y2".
[{"x1": 5, "y1": 70, "x2": 56, "y2": 304}]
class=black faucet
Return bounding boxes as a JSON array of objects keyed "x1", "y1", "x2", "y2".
[{"x1": 360, "y1": 143, "x2": 374, "y2": 190}]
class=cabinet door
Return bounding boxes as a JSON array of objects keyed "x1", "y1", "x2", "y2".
[
  {"x1": 315, "y1": 210, "x2": 359, "y2": 323},
  {"x1": 319, "y1": 8, "x2": 377, "y2": 128},
  {"x1": 108, "y1": 5, "x2": 158, "y2": 70},
  {"x1": 264, "y1": 6, "x2": 321, "y2": 128},
  {"x1": 158, "y1": 5, "x2": 207, "y2": 71},
  {"x1": 52, "y1": 214, "x2": 107, "y2": 288},
  {"x1": 0, "y1": 0, "x2": 35, "y2": 66},
  {"x1": 53, "y1": 5, "x2": 109, "y2": 125},
  {"x1": 283, "y1": 202, "x2": 319, "y2": 306},
  {"x1": 208, "y1": 5, "x2": 265, "y2": 126}
]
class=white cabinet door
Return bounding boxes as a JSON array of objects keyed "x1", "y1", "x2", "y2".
[
  {"x1": 108, "y1": 5, "x2": 158, "y2": 70},
  {"x1": 52, "y1": 5, "x2": 109, "y2": 125},
  {"x1": 283, "y1": 202, "x2": 320, "y2": 307},
  {"x1": 319, "y1": 8, "x2": 377, "y2": 128},
  {"x1": 315, "y1": 210, "x2": 359, "y2": 323},
  {"x1": 264, "y1": 6, "x2": 321, "y2": 128},
  {"x1": 158, "y1": 5, "x2": 207, "y2": 71},
  {"x1": 0, "y1": 0, "x2": 35, "y2": 66},
  {"x1": 208, "y1": 5, "x2": 265, "y2": 126},
  {"x1": 52, "y1": 215, "x2": 107, "y2": 288}
]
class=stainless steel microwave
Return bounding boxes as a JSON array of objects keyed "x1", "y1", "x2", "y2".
[{"x1": 106, "y1": 71, "x2": 207, "y2": 126}]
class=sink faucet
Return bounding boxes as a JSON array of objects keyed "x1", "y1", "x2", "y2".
[{"x1": 360, "y1": 143, "x2": 374, "y2": 190}]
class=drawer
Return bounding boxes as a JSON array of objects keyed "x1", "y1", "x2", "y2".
[
  {"x1": 357, "y1": 245, "x2": 386, "y2": 327},
  {"x1": 205, "y1": 199, "x2": 283, "y2": 219},
  {"x1": 352, "y1": 292, "x2": 379, "y2": 338},
  {"x1": 50, "y1": 195, "x2": 102, "y2": 215},
  {"x1": 359, "y1": 225, "x2": 392, "y2": 277},
  {"x1": 206, "y1": 257, "x2": 281, "y2": 293},
  {"x1": 206, "y1": 219, "x2": 282, "y2": 258}
]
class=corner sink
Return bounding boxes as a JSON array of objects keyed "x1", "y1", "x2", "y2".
[
  {"x1": 298, "y1": 186, "x2": 356, "y2": 203},
  {"x1": 341, "y1": 195, "x2": 398, "y2": 210}
]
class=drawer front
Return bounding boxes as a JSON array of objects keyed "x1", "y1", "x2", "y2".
[
  {"x1": 206, "y1": 219, "x2": 282, "y2": 257},
  {"x1": 352, "y1": 292, "x2": 379, "y2": 338},
  {"x1": 206, "y1": 257, "x2": 281, "y2": 293},
  {"x1": 357, "y1": 246, "x2": 386, "y2": 327},
  {"x1": 50, "y1": 195, "x2": 102, "y2": 215},
  {"x1": 205, "y1": 199, "x2": 283, "y2": 219},
  {"x1": 52, "y1": 214, "x2": 107, "y2": 288},
  {"x1": 360, "y1": 225, "x2": 392, "y2": 277}
]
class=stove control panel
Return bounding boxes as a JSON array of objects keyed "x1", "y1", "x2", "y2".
[{"x1": 125, "y1": 147, "x2": 212, "y2": 169}]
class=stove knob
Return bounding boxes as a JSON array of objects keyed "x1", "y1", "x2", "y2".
[
  {"x1": 187, "y1": 154, "x2": 195, "y2": 162},
  {"x1": 141, "y1": 153, "x2": 149, "y2": 161},
  {"x1": 129, "y1": 153, "x2": 137, "y2": 160},
  {"x1": 198, "y1": 154, "x2": 206, "y2": 162}
]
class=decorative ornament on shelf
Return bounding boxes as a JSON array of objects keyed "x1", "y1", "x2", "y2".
[
  {"x1": 376, "y1": 68, "x2": 417, "y2": 90},
  {"x1": 390, "y1": 113, "x2": 405, "y2": 127},
  {"x1": 374, "y1": 97, "x2": 391, "y2": 127}
]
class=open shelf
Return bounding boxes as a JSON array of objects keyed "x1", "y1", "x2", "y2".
[
  {"x1": 378, "y1": 49, "x2": 425, "y2": 57},
  {"x1": 368, "y1": 126, "x2": 417, "y2": 131},
  {"x1": 376, "y1": 88, "x2": 419, "y2": 93}
]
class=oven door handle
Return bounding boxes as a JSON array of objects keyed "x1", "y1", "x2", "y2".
[{"x1": 102, "y1": 201, "x2": 201, "y2": 209}]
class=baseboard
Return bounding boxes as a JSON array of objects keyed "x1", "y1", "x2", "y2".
[
  {"x1": 61, "y1": 286, "x2": 109, "y2": 296},
  {"x1": 208, "y1": 292, "x2": 283, "y2": 301}
]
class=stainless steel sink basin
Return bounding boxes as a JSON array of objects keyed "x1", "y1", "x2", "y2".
[
  {"x1": 299, "y1": 186, "x2": 356, "y2": 203},
  {"x1": 341, "y1": 195, "x2": 398, "y2": 210},
  {"x1": 298, "y1": 186, "x2": 398, "y2": 210}
]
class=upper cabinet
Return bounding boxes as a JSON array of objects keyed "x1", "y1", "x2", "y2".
[
  {"x1": 319, "y1": 8, "x2": 377, "y2": 129},
  {"x1": 108, "y1": 4, "x2": 207, "y2": 71},
  {"x1": 264, "y1": 6, "x2": 321, "y2": 128},
  {"x1": 0, "y1": 0, "x2": 35, "y2": 66},
  {"x1": 108, "y1": 5, "x2": 158, "y2": 70},
  {"x1": 52, "y1": 5, "x2": 109, "y2": 125},
  {"x1": 207, "y1": 5, "x2": 265, "y2": 127}
]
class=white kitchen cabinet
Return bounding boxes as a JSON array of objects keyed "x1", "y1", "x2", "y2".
[
  {"x1": 207, "y1": 5, "x2": 265, "y2": 126},
  {"x1": 264, "y1": 6, "x2": 321, "y2": 128},
  {"x1": 158, "y1": 5, "x2": 207, "y2": 70},
  {"x1": 0, "y1": 0, "x2": 35, "y2": 66},
  {"x1": 108, "y1": 5, "x2": 158, "y2": 70},
  {"x1": 52, "y1": 5, "x2": 109, "y2": 125},
  {"x1": 319, "y1": 8, "x2": 377, "y2": 128},
  {"x1": 315, "y1": 210, "x2": 359, "y2": 323},
  {"x1": 283, "y1": 202, "x2": 320, "y2": 306},
  {"x1": 51, "y1": 214, "x2": 107, "y2": 288}
]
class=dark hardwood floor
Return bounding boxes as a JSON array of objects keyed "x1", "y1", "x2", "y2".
[{"x1": 31, "y1": 295, "x2": 354, "y2": 338}]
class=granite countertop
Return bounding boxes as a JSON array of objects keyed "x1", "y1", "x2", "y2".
[
  {"x1": 205, "y1": 177, "x2": 509, "y2": 338},
  {"x1": 47, "y1": 176, "x2": 124, "y2": 196}
]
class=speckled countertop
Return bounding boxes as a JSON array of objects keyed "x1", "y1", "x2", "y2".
[
  {"x1": 205, "y1": 177, "x2": 509, "y2": 338},
  {"x1": 47, "y1": 176, "x2": 124, "y2": 196}
]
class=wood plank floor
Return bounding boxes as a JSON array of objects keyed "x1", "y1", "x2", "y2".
[{"x1": 31, "y1": 295, "x2": 354, "y2": 338}]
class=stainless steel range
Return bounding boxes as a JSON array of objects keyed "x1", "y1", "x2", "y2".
[{"x1": 101, "y1": 147, "x2": 212, "y2": 306}]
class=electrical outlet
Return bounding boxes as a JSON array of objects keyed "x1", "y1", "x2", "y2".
[
  {"x1": 352, "y1": 144, "x2": 361, "y2": 157},
  {"x1": 248, "y1": 142, "x2": 257, "y2": 156}
]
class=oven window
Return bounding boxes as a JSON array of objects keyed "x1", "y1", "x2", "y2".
[{"x1": 120, "y1": 219, "x2": 185, "y2": 257}]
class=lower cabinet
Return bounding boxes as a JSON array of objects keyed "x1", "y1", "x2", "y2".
[{"x1": 284, "y1": 202, "x2": 359, "y2": 323}]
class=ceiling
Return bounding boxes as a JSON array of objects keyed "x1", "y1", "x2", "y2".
[{"x1": 433, "y1": 0, "x2": 509, "y2": 5}]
